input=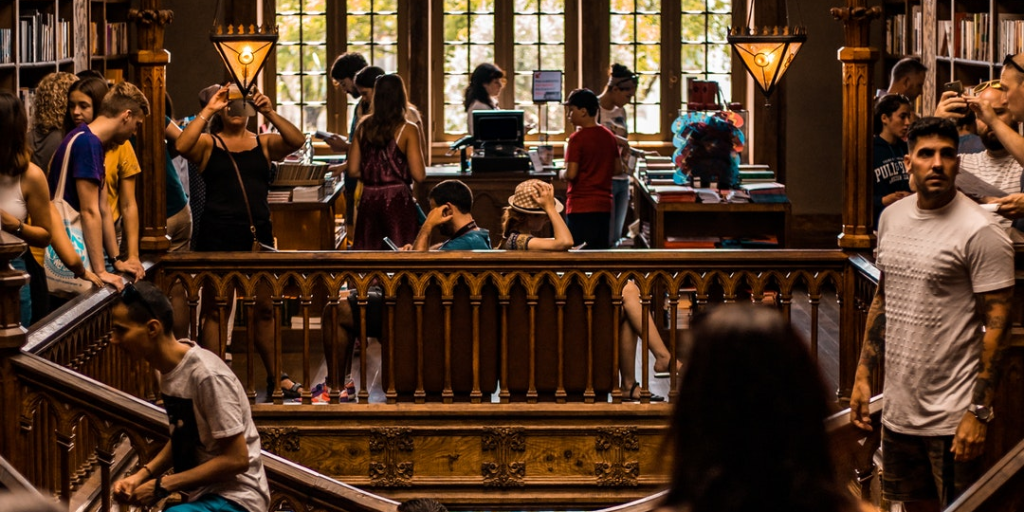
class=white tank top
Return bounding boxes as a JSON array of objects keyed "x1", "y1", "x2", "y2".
[{"x1": 0, "y1": 174, "x2": 28, "y2": 222}]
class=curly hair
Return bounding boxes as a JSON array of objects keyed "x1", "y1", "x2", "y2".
[{"x1": 32, "y1": 72, "x2": 78, "y2": 135}]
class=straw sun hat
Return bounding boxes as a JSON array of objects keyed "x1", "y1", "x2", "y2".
[{"x1": 508, "y1": 179, "x2": 563, "y2": 214}]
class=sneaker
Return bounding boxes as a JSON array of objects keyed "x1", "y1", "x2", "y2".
[{"x1": 311, "y1": 383, "x2": 330, "y2": 405}]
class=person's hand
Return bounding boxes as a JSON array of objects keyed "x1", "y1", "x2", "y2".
[
  {"x1": 424, "y1": 203, "x2": 453, "y2": 228},
  {"x1": 0, "y1": 210, "x2": 20, "y2": 234},
  {"x1": 882, "y1": 191, "x2": 911, "y2": 206},
  {"x1": 934, "y1": 90, "x2": 968, "y2": 120},
  {"x1": 993, "y1": 194, "x2": 1024, "y2": 218},
  {"x1": 324, "y1": 134, "x2": 349, "y2": 152},
  {"x1": 204, "y1": 83, "x2": 231, "y2": 113},
  {"x1": 250, "y1": 88, "x2": 274, "y2": 115},
  {"x1": 81, "y1": 270, "x2": 105, "y2": 290},
  {"x1": 534, "y1": 182, "x2": 557, "y2": 211},
  {"x1": 114, "y1": 258, "x2": 145, "y2": 281},
  {"x1": 112, "y1": 474, "x2": 143, "y2": 504},
  {"x1": 398, "y1": 243, "x2": 413, "y2": 251},
  {"x1": 951, "y1": 412, "x2": 987, "y2": 461},
  {"x1": 849, "y1": 379, "x2": 873, "y2": 431},
  {"x1": 967, "y1": 95, "x2": 998, "y2": 125},
  {"x1": 129, "y1": 478, "x2": 158, "y2": 506},
  {"x1": 97, "y1": 271, "x2": 125, "y2": 291}
]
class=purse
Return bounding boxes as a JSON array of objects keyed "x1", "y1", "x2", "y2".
[
  {"x1": 43, "y1": 132, "x2": 94, "y2": 294},
  {"x1": 213, "y1": 135, "x2": 277, "y2": 252}
]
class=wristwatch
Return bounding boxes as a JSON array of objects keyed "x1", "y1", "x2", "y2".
[
  {"x1": 970, "y1": 404, "x2": 994, "y2": 423},
  {"x1": 153, "y1": 475, "x2": 171, "y2": 502}
]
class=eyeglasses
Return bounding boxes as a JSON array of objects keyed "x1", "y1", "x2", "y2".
[
  {"x1": 973, "y1": 80, "x2": 1004, "y2": 94},
  {"x1": 1003, "y1": 54, "x2": 1024, "y2": 75},
  {"x1": 121, "y1": 283, "x2": 157, "y2": 321}
]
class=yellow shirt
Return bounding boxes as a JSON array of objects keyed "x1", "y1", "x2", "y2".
[{"x1": 104, "y1": 141, "x2": 141, "y2": 222}]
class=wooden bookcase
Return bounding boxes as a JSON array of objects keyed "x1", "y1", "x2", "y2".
[
  {"x1": 88, "y1": 0, "x2": 132, "y2": 83},
  {"x1": 0, "y1": 0, "x2": 79, "y2": 93}
]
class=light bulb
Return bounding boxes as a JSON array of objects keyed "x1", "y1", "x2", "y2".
[{"x1": 239, "y1": 46, "x2": 254, "y2": 65}]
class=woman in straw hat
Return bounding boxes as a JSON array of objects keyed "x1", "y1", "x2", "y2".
[{"x1": 497, "y1": 179, "x2": 573, "y2": 250}]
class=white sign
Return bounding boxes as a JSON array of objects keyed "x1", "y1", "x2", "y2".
[{"x1": 532, "y1": 70, "x2": 563, "y2": 103}]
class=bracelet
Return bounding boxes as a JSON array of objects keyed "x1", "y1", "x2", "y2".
[
  {"x1": 197, "y1": 112, "x2": 209, "y2": 122},
  {"x1": 13, "y1": 219, "x2": 22, "y2": 236},
  {"x1": 138, "y1": 464, "x2": 152, "y2": 477}
]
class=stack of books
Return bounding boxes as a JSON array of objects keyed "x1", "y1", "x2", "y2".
[
  {"x1": 267, "y1": 190, "x2": 292, "y2": 203},
  {"x1": 649, "y1": 184, "x2": 696, "y2": 203},
  {"x1": 664, "y1": 236, "x2": 720, "y2": 249},
  {"x1": 738, "y1": 164, "x2": 775, "y2": 184},
  {"x1": 292, "y1": 186, "x2": 322, "y2": 202},
  {"x1": 739, "y1": 182, "x2": 787, "y2": 203}
]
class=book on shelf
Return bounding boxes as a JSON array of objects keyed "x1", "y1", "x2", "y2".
[
  {"x1": 1000, "y1": 14, "x2": 1024, "y2": 58},
  {"x1": 0, "y1": 29, "x2": 11, "y2": 64},
  {"x1": 953, "y1": 12, "x2": 991, "y2": 62},
  {"x1": 912, "y1": 4, "x2": 921, "y2": 55},
  {"x1": 886, "y1": 14, "x2": 907, "y2": 56},
  {"x1": 664, "y1": 236, "x2": 720, "y2": 249}
]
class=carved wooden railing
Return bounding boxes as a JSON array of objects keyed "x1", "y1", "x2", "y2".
[
  {"x1": 947, "y1": 435, "x2": 1024, "y2": 511},
  {"x1": 7, "y1": 352, "x2": 398, "y2": 512},
  {"x1": 143, "y1": 250, "x2": 851, "y2": 405}
]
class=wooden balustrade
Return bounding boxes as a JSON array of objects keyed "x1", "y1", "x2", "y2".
[
  {"x1": 8, "y1": 352, "x2": 398, "y2": 512},
  {"x1": 146, "y1": 250, "x2": 851, "y2": 405}
]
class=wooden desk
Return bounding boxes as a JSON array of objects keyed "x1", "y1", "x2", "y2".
[
  {"x1": 269, "y1": 182, "x2": 345, "y2": 250},
  {"x1": 415, "y1": 166, "x2": 566, "y2": 245},
  {"x1": 635, "y1": 181, "x2": 790, "y2": 248}
]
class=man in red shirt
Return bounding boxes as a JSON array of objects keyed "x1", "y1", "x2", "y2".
[{"x1": 560, "y1": 88, "x2": 621, "y2": 249}]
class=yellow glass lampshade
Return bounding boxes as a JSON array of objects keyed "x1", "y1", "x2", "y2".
[
  {"x1": 728, "y1": 31, "x2": 806, "y2": 103},
  {"x1": 210, "y1": 24, "x2": 278, "y2": 97}
]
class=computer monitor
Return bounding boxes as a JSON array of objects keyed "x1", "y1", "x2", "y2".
[{"x1": 472, "y1": 110, "x2": 524, "y2": 154}]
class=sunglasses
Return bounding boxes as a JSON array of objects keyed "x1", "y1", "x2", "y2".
[
  {"x1": 121, "y1": 283, "x2": 157, "y2": 321},
  {"x1": 1003, "y1": 54, "x2": 1024, "y2": 75},
  {"x1": 973, "y1": 80, "x2": 1004, "y2": 94}
]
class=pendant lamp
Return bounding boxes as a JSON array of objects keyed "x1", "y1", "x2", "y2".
[
  {"x1": 210, "y1": 2, "x2": 277, "y2": 97},
  {"x1": 728, "y1": 0, "x2": 807, "y2": 106}
]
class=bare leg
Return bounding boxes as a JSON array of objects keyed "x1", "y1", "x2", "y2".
[
  {"x1": 199, "y1": 286, "x2": 225, "y2": 357},
  {"x1": 618, "y1": 315, "x2": 639, "y2": 398},
  {"x1": 253, "y1": 285, "x2": 278, "y2": 387},
  {"x1": 322, "y1": 296, "x2": 355, "y2": 392},
  {"x1": 621, "y1": 281, "x2": 677, "y2": 374},
  {"x1": 169, "y1": 280, "x2": 189, "y2": 339}
]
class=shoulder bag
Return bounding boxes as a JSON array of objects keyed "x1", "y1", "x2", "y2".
[
  {"x1": 43, "y1": 132, "x2": 94, "y2": 295},
  {"x1": 213, "y1": 135, "x2": 277, "y2": 252}
]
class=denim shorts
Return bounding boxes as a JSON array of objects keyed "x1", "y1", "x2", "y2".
[{"x1": 882, "y1": 427, "x2": 982, "y2": 507}]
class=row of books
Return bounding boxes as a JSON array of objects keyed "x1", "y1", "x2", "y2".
[
  {"x1": 940, "y1": 13, "x2": 993, "y2": 62},
  {"x1": 266, "y1": 184, "x2": 332, "y2": 203},
  {"x1": 273, "y1": 162, "x2": 330, "y2": 184},
  {"x1": 885, "y1": 9, "x2": 921, "y2": 57},
  {"x1": 1000, "y1": 16, "x2": 1024, "y2": 57},
  {"x1": 18, "y1": 11, "x2": 71, "y2": 63},
  {"x1": 90, "y1": 22, "x2": 128, "y2": 56}
]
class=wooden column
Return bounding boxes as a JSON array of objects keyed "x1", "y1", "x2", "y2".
[
  {"x1": 129, "y1": 2, "x2": 173, "y2": 254},
  {"x1": 0, "y1": 232, "x2": 28, "y2": 470},
  {"x1": 832, "y1": 3, "x2": 881, "y2": 250}
]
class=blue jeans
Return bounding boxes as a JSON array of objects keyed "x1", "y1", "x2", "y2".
[
  {"x1": 12, "y1": 256, "x2": 31, "y2": 327},
  {"x1": 166, "y1": 495, "x2": 248, "y2": 512},
  {"x1": 609, "y1": 177, "x2": 631, "y2": 246}
]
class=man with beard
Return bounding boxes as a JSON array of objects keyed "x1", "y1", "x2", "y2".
[
  {"x1": 329, "y1": 52, "x2": 369, "y2": 247},
  {"x1": 937, "y1": 81, "x2": 1022, "y2": 201},
  {"x1": 850, "y1": 117, "x2": 1014, "y2": 512}
]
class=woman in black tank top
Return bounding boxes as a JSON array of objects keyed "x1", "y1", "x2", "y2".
[{"x1": 176, "y1": 84, "x2": 305, "y2": 400}]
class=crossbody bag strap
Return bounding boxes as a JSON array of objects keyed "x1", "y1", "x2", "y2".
[
  {"x1": 212, "y1": 134, "x2": 259, "y2": 243},
  {"x1": 54, "y1": 132, "x2": 86, "y2": 199}
]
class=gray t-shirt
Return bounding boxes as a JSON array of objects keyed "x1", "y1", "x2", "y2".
[
  {"x1": 876, "y1": 192, "x2": 1014, "y2": 436},
  {"x1": 161, "y1": 342, "x2": 270, "y2": 512}
]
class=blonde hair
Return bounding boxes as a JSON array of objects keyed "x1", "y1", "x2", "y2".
[
  {"x1": 100, "y1": 81, "x2": 151, "y2": 118},
  {"x1": 32, "y1": 72, "x2": 78, "y2": 134}
]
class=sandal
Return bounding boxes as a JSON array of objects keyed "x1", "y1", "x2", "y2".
[
  {"x1": 280, "y1": 373, "x2": 303, "y2": 399},
  {"x1": 623, "y1": 382, "x2": 665, "y2": 402}
]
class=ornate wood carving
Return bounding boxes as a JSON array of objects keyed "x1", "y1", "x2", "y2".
[
  {"x1": 595, "y1": 427, "x2": 640, "y2": 487},
  {"x1": 368, "y1": 427, "x2": 414, "y2": 487},
  {"x1": 481, "y1": 427, "x2": 526, "y2": 488},
  {"x1": 259, "y1": 427, "x2": 300, "y2": 454}
]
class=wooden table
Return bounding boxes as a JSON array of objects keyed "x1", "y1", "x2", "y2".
[
  {"x1": 635, "y1": 181, "x2": 790, "y2": 248},
  {"x1": 269, "y1": 182, "x2": 345, "y2": 250},
  {"x1": 415, "y1": 166, "x2": 566, "y2": 245}
]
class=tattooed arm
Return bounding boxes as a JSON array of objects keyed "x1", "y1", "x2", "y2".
[
  {"x1": 952, "y1": 286, "x2": 1014, "y2": 461},
  {"x1": 850, "y1": 275, "x2": 885, "y2": 432}
]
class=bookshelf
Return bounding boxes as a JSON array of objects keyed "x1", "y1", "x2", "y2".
[
  {"x1": 88, "y1": 0, "x2": 131, "y2": 84},
  {"x1": 0, "y1": 0, "x2": 78, "y2": 93},
  {"x1": 885, "y1": 0, "x2": 1022, "y2": 114}
]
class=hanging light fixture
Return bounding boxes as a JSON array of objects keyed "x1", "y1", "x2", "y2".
[
  {"x1": 728, "y1": 0, "x2": 807, "y2": 106},
  {"x1": 210, "y1": 3, "x2": 278, "y2": 97}
]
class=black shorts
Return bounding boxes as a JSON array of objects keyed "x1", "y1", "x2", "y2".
[{"x1": 881, "y1": 427, "x2": 982, "y2": 507}]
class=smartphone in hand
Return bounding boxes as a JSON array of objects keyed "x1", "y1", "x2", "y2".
[
  {"x1": 942, "y1": 80, "x2": 964, "y2": 95},
  {"x1": 315, "y1": 130, "x2": 337, "y2": 140},
  {"x1": 383, "y1": 237, "x2": 400, "y2": 251}
]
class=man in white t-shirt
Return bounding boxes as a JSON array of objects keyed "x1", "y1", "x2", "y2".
[
  {"x1": 849, "y1": 118, "x2": 1015, "y2": 511},
  {"x1": 111, "y1": 282, "x2": 270, "y2": 512}
]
